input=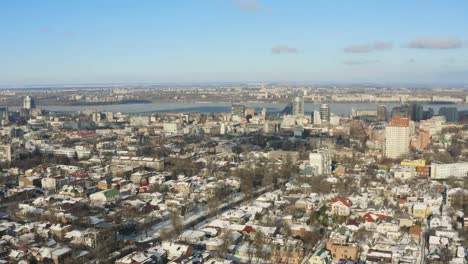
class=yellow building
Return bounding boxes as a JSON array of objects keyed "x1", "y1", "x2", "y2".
[
  {"x1": 412, "y1": 203, "x2": 430, "y2": 218},
  {"x1": 401, "y1": 159, "x2": 426, "y2": 167}
]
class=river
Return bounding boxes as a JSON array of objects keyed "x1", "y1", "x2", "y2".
[{"x1": 9, "y1": 102, "x2": 468, "y2": 116}]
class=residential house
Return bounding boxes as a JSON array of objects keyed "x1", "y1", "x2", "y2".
[
  {"x1": 41, "y1": 176, "x2": 69, "y2": 192},
  {"x1": 394, "y1": 211, "x2": 414, "y2": 227},
  {"x1": 412, "y1": 203, "x2": 429, "y2": 218},
  {"x1": 308, "y1": 248, "x2": 331, "y2": 264},
  {"x1": 331, "y1": 198, "x2": 352, "y2": 216},
  {"x1": 326, "y1": 241, "x2": 359, "y2": 262},
  {"x1": 408, "y1": 225, "x2": 422, "y2": 242},
  {"x1": 89, "y1": 189, "x2": 120, "y2": 204}
]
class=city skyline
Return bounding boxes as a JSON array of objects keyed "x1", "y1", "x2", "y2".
[{"x1": 1, "y1": 0, "x2": 468, "y2": 85}]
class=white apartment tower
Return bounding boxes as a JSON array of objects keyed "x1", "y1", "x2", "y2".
[
  {"x1": 309, "y1": 149, "x2": 332, "y2": 175},
  {"x1": 385, "y1": 117, "x2": 410, "y2": 159},
  {"x1": 313, "y1": 111, "x2": 322, "y2": 125},
  {"x1": 23, "y1": 96, "x2": 36, "y2": 109},
  {"x1": 292, "y1": 96, "x2": 304, "y2": 116},
  {"x1": 319, "y1": 103, "x2": 330, "y2": 121}
]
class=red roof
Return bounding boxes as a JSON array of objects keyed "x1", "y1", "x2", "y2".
[
  {"x1": 17, "y1": 246, "x2": 28, "y2": 252},
  {"x1": 70, "y1": 172, "x2": 88, "y2": 178},
  {"x1": 243, "y1": 225, "x2": 255, "y2": 233},
  {"x1": 363, "y1": 212, "x2": 389, "y2": 223},
  {"x1": 331, "y1": 197, "x2": 352, "y2": 207}
]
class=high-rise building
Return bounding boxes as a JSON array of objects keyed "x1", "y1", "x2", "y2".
[
  {"x1": 313, "y1": 111, "x2": 321, "y2": 125},
  {"x1": 319, "y1": 103, "x2": 330, "y2": 122},
  {"x1": 309, "y1": 149, "x2": 332, "y2": 175},
  {"x1": 410, "y1": 103, "x2": 423, "y2": 122},
  {"x1": 385, "y1": 117, "x2": 410, "y2": 159},
  {"x1": 391, "y1": 105, "x2": 411, "y2": 119},
  {"x1": 292, "y1": 96, "x2": 304, "y2": 116},
  {"x1": 23, "y1": 96, "x2": 36, "y2": 109},
  {"x1": 411, "y1": 129, "x2": 431, "y2": 150},
  {"x1": 281, "y1": 102, "x2": 293, "y2": 115},
  {"x1": 423, "y1": 108, "x2": 434, "y2": 120},
  {"x1": 261, "y1": 107, "x2": 267, "y2": 118},
  {"x1": 0, "y1": 107, "x2": 8, "y2": 125},
  {"x1": 377, "y1": 105, "x2": 387, "y2": 121},
  {"x1": 438, "y1": 107, "x2": 458, "y2": 122},
  {"x1": 231, "y1": 104, "x2": 245, "y2": 118}
]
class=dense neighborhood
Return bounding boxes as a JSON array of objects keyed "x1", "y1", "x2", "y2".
[{"x1": 0, "y1": 95, "x2": 467, "y2": 264}]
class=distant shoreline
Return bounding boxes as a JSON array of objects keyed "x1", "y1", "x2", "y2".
[
  {"x1": 5, "y1": 102, "x2": 467, "y2": 116},
  {"x1": 67, "y1": 99, "x2": 152, "y2": 106}
]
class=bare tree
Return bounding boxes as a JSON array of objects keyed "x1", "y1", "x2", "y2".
[
  {"x1": 207, "y1": 195, "x2": 221, "y2": 217},
  {"x1": 239, "y1": 170, "x2": 254, "y2": 201},
  {"x1": 170, "y1": 212, "x2": 184, "y2": 237},
  {"x1": 253, "y1": 231, "x2": 265, "y2": 263}
]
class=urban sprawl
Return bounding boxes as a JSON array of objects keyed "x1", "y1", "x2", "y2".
[{"x1": 0, "y1": 86, "x2": 467, "y2": 264}]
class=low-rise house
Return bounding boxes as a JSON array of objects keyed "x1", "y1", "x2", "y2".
[
  {"x1": 393, "y1": 166, "x2": 416, "y2": 180},
  {"x1": 290, "y1": 224, "x2": 314, "y2": 239},
  {"x1": 159, "y1": 242, "x2": 193, "y2": 262},
  {"x1": 59, "y1": 185, "x2": 86, "y2": 198},
  {"x1": 331, "y1": 198, "x2": 352, "y2": 216},
  {"x1": 115, "y1": 251, "x2": 160, "y2": 264},
  {"x1": 32, "y1": 246, "x2": 72, "y2": 264},
  {"x1": 375, "y1": 218, "x2": 400, "y2": 234},
  {"x1": 408, "y1": 225, "x2": 421, "y2": 242},
  {"x1": 269, "y1": 237, "x2": 304, "y2": 264},
  {"x1": 19, "y1": 175, "x2": 41, "y2": 187},
  {"x1": 366, "y1": 249, "x2": 392, "y2": 263},
  {"x1": 412, "y1": 203, "x2": 430, "y2": 218},
  {"x1": 394, "y1": 211, "x2": 414, "y2": 227},
  {"x1": 41, "y1": 176, "x2": 70, "y2": 192},
  {"x1": 308, "y1": 248, "x2": 331, "y2": 264},
  {"x1": 97, "y1": 177, "x2": 126, "y2": 190},
  {"x1": 174, "y1": 181, "x2": 192, "y2": 193},
  {"x1": 50, "y1": 224, "x2": 73, "y2": 239},
  {"x1": 180, "y1": 230, "x2": 206, "y2": 245},
  {"x1": 89, "y1": 188, "x2": 120, "y2": 204},
  {"x1": 430, "y1": 215, "x2": 452, "y2": 230},
  {"x1": 129, "y1": 170, "x2": 152, "y2": 184},
  {"x1": 326, "y1": 240, "x2": 359, "y2": 262}
]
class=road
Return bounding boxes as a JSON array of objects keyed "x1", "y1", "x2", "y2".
[
  {"x1": 419, "y1": 217, "x2": 430, "y2": 264},
  {"x1": 123, "y1": 186, "x2": 271, "y2": 245},
  {"x1": 301, "y1": 229, "x2": 330, "y2": 264}
]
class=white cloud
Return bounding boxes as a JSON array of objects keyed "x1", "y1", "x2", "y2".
[
  {"x1": 272, "y1": 45, "x2": 299, "y2": 54},
  {"x1": 343, "y1": 41, "x2": 392, "y2": 53},
  {"x1": 407, "y1": 38, "x2": 464, "y2": 49}
]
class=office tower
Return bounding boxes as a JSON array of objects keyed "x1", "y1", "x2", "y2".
[
  {"x1": 391, "y1": 105, "x2": 411, "y2": 119},
  {"x1": 231, "y1": 104, "x2": 245, "y2": 118},
  {"x1": 281, "y1": 102, "x2": 293, "y2": 115},
  {"x1": 319, "y1": 103, "x2": 330, "y2": 122},
  {"x1": 0, "y1": 107, "x2": 8, "y2": 125},
  {"x1": 292, "y1": 96, "x2": 304, "y2": 116},
  {"x1": 377, "y1": 105, "x2": 387, "y2": 121},
  {"x1": 385, "y1": 117, "x2": 410, "y2": 159},
  {"x1": 423, "y1": 108, "x2": 434, "y2": 120},
  {"x1": 410, "y1": 103, "x2": 423, "y2": 122},
  {"x1": 23, "y1": 96, "x2": 36, "y2": 109},
  {"x1": 438, "y1": 107, "x2": 458, "y2": 122},
  {"x1": 261, "y1": 107, "x2": 267, "y2": 118},
  {"x1": 309, "y1": 149, "x2": 332, "y2": 175},
  {"x1": 313, "y1": 111, "x2": 322, "y2": 125}
]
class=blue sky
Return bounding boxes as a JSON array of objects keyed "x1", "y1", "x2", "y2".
[{"x1": 1, "y1": 0, "x2": 467, "y2": 85}]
